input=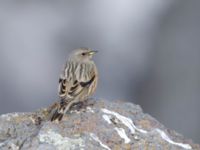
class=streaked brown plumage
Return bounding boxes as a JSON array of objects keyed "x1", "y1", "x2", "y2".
[{"x1": 51, "y1": 48, "x2": 98, "y2": 121}]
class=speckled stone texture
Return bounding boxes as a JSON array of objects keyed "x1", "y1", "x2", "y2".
[{"x1": 0, "y1": 99, "x2": 199, "y2": 150}]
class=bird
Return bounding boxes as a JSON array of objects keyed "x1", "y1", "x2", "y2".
[{"x1": 51, "y1": 48, "x2": 98, "y2": 121}]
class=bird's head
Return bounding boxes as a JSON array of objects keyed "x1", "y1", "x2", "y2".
[{"x1": 69, "y1": 47, "x2": 98, "y2": 62}]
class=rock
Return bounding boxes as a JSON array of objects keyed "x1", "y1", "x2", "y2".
[{"x1": 0, "y1": 99, "x2": 199, "y2": 150}]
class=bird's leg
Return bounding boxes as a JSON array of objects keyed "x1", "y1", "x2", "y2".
[
  {"x1": 85, "y1": 98, "x2": 95, "y2": 107},
  {"x1": 71, "y1": 101, "x2": 85, "y2": 111},
  {"x1": 71, "y1": 98, "x2": 95, "y2": 111}
]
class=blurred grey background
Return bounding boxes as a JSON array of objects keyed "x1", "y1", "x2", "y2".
[{"x1": 0, "y1": 0, "x2": 199, "y2": 143}]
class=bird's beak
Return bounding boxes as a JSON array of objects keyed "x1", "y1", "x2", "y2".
[{"x1": 88, "y1": 50, "x2": 98, "y2": 55}]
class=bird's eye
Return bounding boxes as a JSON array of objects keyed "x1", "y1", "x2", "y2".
[{"x1": 82, "y1": 53, "x2": 86, "y2": 56}]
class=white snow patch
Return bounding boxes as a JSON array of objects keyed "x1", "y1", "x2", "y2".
[
  {"x1": 102, "y1": 108, "x2": 147, "y2": 134},
  {"x1": 90, "y1": 133, "x2": 111, "y2": 150},
  {"x1": 38, "y1": 129, "x2": 85, "y2": 150},
  {"x1": 102, "y1": 115, "x2": 112, "y2": 124},
  {"x1": 101, "y1": 108, "x2": 192, "y2": 149},
  {"x1": 155, "y1": 129, "x2": 192, "y2": 149},
  {"x1": 114, "y1": 127, "x2": 131, "y2": 144}
]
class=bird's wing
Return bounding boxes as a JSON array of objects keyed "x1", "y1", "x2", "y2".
[
  {"x1": 67, "y1": 63, "x2": 96, "y2": 98},
  {"x1": 58, "y1": 75, "x2": 68, "y2": 98},
  {"x1": 58, "y1": 63, "x2": 96, "y2": 99}
]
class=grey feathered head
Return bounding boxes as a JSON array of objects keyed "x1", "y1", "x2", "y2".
[{"x1": 69, "y1": 47, "x2": 98, "y2": 62}]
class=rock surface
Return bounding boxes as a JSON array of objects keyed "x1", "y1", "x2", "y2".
[{"x1": 0, "y1": 99, "x2": 199, "y2": 150}]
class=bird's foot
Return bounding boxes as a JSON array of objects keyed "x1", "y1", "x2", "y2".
[{"x1": 71, "y1": 101, "x2": 86, "y2": 111}]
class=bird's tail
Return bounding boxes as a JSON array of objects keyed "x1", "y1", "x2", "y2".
[
  {"x1": 51, "y1": 109, "x2": 64, "y2": 122},
  {"x1": 50, "y1": 99, "x2": 69, "y2": 122}
]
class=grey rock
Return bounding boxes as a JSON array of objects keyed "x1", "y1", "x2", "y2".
[{"x1": 0, "y1": 99, "x2": 199, "y2": 150}]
